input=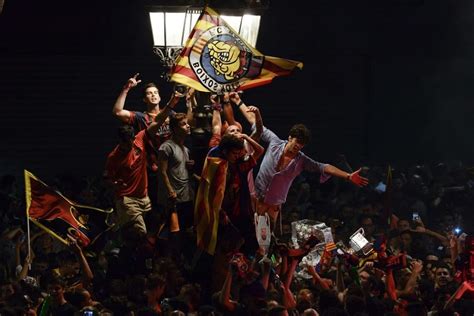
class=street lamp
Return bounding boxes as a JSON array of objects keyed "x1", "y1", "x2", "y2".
[{"x1": 148, "y1": 5, "x2": 262, "y2": 73}]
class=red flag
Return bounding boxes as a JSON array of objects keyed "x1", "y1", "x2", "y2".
[
  {"x1": 170, "y1": 7, "x2": 303, "y2": 93},
  {"x1": 24, "y1": 170, "x2": 113, "y2": 247}
]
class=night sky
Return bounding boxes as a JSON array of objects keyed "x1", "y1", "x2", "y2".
[{"x1": 1, "y1": 0, "x2": 474, "y2": 179}]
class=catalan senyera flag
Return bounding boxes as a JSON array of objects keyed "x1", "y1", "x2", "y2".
[
  {"x1": 194, "y1": 157, "x2": 228, "y2": 255},
  {"x1": 170, "y1": 6, "x2": 303, "y2": 93},
  {"x1": 24, "y1": 170, "x2": 113, "y2": 247}
]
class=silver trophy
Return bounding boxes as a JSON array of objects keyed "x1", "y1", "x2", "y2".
[
  {"x1": 291, "y1": 219, "x2": 333, "y2": 249},
  {"x1": 349, "y1": 228, "x2": 373, "y2": 256}
]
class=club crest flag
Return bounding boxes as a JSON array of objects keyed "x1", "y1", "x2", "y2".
[
  {"x1": 24, "y1": 170, "x2": 113, "y2": 247},
  {"x1": 170, "y1": 6, "x2": 303, "y2": 92}
]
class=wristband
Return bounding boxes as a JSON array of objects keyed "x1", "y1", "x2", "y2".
[{"x1": 237, "y1": 100, "x2": 243, "y2": 107}]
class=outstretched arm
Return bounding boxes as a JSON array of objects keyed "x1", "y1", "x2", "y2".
[
  {"x1": 324, "y1": 165, "x2": 369, "y2": 187},
  {"x1": 112, "y1": 73, "x2": 142, "y2": 123}
]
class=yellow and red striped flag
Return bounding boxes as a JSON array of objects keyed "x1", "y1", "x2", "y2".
[
  {"x1": 194, "y1": 157, "x2": 228, "y2": 255},
  {"x1": 170, "y1": 7, "x2": 303, "y2": 93}
]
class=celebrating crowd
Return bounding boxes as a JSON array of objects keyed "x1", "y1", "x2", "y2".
[{"x1": 0, "y1": 74, "x2": 472, "y2": 315}]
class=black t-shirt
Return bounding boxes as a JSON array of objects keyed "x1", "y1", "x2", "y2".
[{"x1": 50, "y1": 302, "x2": 77, "y2": 316}]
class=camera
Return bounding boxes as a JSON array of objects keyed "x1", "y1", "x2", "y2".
[
  {"x1": 230, "y1": 253, "x2": 249, "y2": 278},
  {"x1": 412, "y1": 212, "x2": 420, "y2": 221}
]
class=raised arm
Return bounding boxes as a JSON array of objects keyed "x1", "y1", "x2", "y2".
[
  {"x1": 112, "y1": 73, "x2": 142, "y2": 123},
  {"x1": 238, "y1": 133, "x2": 264, "y2": 161},
  {"x1": 210, "y1": 94, "x2": 222, "y2": 136},
  {"x1": 69, "y1": 238, "x2": 94, "y2": 288},
  {"x1": 245, "y1": 106, "x2": 263, "y2": 141},
  {"x1": 219, "y1": 261, "x2": 238, "y2": 312},
  {"x1": 222, "y1": 93, "x2": 237, "y2": 126},
  {"x1": 185, "y1": 88, "x2": 196, "y2": 127},
  {"x1": 147, "y1": 92, "x2": 182, "y2": 136},
  {"x1": 229, "y1": 92, "x2": 254, "y2": 125}
]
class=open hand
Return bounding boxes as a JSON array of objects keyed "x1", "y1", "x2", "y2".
[{"x1": 349, "y1": 168, "x2": 369, "y2": 187}]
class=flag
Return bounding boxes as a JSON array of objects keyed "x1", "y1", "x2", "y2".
[
  {"x1": 24, "y1": 170, "x2": 113, "y2": 247},
  {"x1": 170, "y1": 6, "x2": 303, "y2": 93},
  {"x1": 194, "y1": 157, "x2": 228, "y2": 255}
]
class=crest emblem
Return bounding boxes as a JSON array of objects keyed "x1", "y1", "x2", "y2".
[{"x1": 190, "y1": 26, "x2": 263, "y2": 93}]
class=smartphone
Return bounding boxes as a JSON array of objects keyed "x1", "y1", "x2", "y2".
[
  {"x1": 412, "y1": 212, "x2": 420, "y2": 221},
  {"x1": 83, "y1": 311, "x2": 94, "y2": 316},
  {"x1": 453, "y1": 227, "x2": 462, "y2": 236}
]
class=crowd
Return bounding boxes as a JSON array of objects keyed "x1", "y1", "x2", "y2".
[{"x1": 0, "y1": 74, "x2": 472, "y2": 315}]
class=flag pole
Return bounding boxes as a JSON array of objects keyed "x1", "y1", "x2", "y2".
[{"x1": 24, "y1": 170, "x2": 32, "y2": 270}]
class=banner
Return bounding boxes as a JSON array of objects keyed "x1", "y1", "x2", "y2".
[
  {"x1": 24, "y1": 170, "x2": 113, "y2": 247},
  {"x1": 194, "y1": 157, "x2": 228, "y2": 255},
  {"x1": 170, "y1": 6, "x2": 303, "y2": 93}
]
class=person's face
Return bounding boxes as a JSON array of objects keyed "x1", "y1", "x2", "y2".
[
  {"x1": 225, "y1": 148, "x2": 243, "y2": 163},
  {"x1": 0, "y1": 283, "x2": 14, "y2": 301},
  {"x1": 143, "y1": 87, "x2": 160, "y2": 106},
  {"x1": 225, "y1": 125, "x2": 241, "y2": 135},
  {"x1": 32, "y1": 261, "x2": 49, "y2": 275},
  {"x1": 359, "y1": 271, "x2": 370, "y2": 287},
  {"x1": 175, "y1": 118, "x2": 191, "y2": 136},
  {"x1": 286, "y1": 136, "x2": 305, "y2": 155},
  {"x1": 297, "y1": 289, "x2": 313, "y2": 303},
  {"x1": 397, "y1": 220, "x2": 410, "y2": 232},
  {"x1": 81, "y1": 290, "x2": 93, "y2": 307},
  {"x1": 400, "y1": 233, "x2": 412, "y2": 248},
  {"x1": 48, "y1": 284, "x2": 65, "y2": 300},
  {"x1": 61, "y1": 261, "x2": 80, "y2": 278},
  {"x1": 37, "y1": 235, "x2": 54, "y2": 254},
  {"x1": 435, "y1": 268, "x2": 452, "y2": 287}
]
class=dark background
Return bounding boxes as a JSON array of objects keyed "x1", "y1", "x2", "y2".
[{"x1": 1, "y1": 0, "x2": 474, "y2": 179}]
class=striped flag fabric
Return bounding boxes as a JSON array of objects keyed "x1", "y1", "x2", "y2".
[
  {"x1": 24, "y1": 170, "x2": 113, "y2": 247},
  {"x1": 194, "y1": 157, "x2": 228, "y2": 255},
  {"x1": 170, "y1": 7, "x2": 303, "y2": 93}
]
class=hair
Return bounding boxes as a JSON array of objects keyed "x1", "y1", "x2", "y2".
[
  {"x1": 219, "y1": 134, "x2": 244, "y2": 153},
  {"x1": 268, "y1": 305, "x2": 288, "y2": 316},
  {"x1": 142, "y1": 82, "x2": 159, "y2": 97},
  {"x1": 289, "y1": 124, "x2": 311, "y2": 145},
  {"x1": 169, "y1": 113, "x2": 187, "y2": 132},
  {"x1": 434, "y1": 262, "x2": 451, "y2": 272},
  {"x1": 43, "y1": 273, "x2": 66, "y2": 289},
  {"x1": 118, "y1": 125, "x2": 135, "y2": 143}
]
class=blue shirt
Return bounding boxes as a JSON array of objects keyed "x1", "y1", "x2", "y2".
[{"x1": 254, "y1": 126, "x2": 330, "y2": 205}]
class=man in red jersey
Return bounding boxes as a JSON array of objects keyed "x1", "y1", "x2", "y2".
[{"x1": 105, "y1": 100, "x2": 176, "y2": 239}]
